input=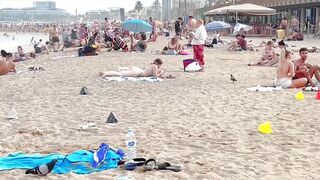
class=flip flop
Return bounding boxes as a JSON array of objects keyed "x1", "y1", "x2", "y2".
[
  {"x1": 144, "y1": 159, "x2": 156, "y2": 171},
  {"x1": 166, "y1": 75, "x2": 176, "y2": 79},
  {"x1": 124, "y1": 158, "x2": 146, "y2": 171},
  {"x1": 155, "y1": 162, "x2": 182, "y2": 172}
]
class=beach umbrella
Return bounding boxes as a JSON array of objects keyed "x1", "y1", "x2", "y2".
[
  {"x1": 122, "y1": 19, "x2": 152, "y2": 33},
  {"x1": 233, "y1": 23, "x2": 253, "y2": 35},
  {"x1": 205, "y1": 21, "x2": 231, "y2": 31}
]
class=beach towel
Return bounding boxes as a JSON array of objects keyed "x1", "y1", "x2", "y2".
[
  {"x1": 247, "y1": 86, "x2": 282, "y2": 92},
  {"x1": 0, "y1": 149, "x2": 121, "y2": 174},
  {"x1": 104, "y1": 77, "x2": 163, "y2": 82}
]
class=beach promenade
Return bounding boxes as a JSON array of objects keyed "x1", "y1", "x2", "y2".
[{"x1": 1, "y1": 36, "x2": 320, "y2": 179}]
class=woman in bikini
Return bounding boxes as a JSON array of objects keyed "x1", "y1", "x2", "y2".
[
  {"x1": 162, "y1": 37, "x2": 182, "y2": 55},
  {"x1": 14, "y1": 46, "x2": 30, "y2": 62},
  {"x1": 274, "y1": 48, "x2": 307, "y2": 88},
  {"x1": 248, "y1": 41, "x2": 276, "y2": 66},
  {"x1": 98, "y1": 58, "x2": 165, "y2": 78},
  {"x1": 130, "y1": 33, "x2": 147, "y2": 52}
]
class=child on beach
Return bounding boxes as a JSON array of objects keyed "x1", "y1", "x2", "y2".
[
  {"x1": 98, "y1": 58, "x2": 165, "y2": 78},
  {"x1": 274, "y1": 48, "x2": 307, "y2": 88}
]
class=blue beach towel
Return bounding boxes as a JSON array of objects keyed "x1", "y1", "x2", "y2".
[{"x1": 0, "y1": 149, "x2": 121, "y2": 174}]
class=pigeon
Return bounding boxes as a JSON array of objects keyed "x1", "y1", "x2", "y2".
[
  {"x1": 230, "y1": 74, "x2": 237, "y2": 82},
  {"x1": 26, "y1": 159, "x2": 57, "y2": 176},
  {"x1": 80, "y1": 86, "x2": 89, "y2": 95}
]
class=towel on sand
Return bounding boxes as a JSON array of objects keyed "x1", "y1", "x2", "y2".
[
  {"x1": 104, "y1": 77, "x2": 163, "y2": 82},
  {"x1": 0, "y1": 149, "x2": 121, "y2": 174},
  {"x1": 247, "y1": 86, "x2": 282, "y2": 92}
]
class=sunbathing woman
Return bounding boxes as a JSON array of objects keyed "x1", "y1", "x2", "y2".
[
  {"x1": 274, "y1": 48, "x2": 307, "y2": 88},
  {"x1": 130, "y1": 33, "x2": 147, "y2": 52},
  {"x1": 162, "y1": 37, "x2": 182, "y2": 55},
  {"x1": 0, "y1": 56, "x2": 16, "y2": 75},
  {"x1": 248, "y1": 41, "x2": 276, "y2": 66},
  {"x1": 14, "y1": 46, "x2": 30, "y2": 62},
  {"x1": 99, "y1": 58, "x2": 165, "y2": 78}
]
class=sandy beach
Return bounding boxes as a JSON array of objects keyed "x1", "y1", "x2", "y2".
[{"x1": 1, "y1": 35, "x2": 320, "y2": 179}]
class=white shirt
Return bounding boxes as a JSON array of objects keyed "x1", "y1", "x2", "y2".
[{"x1": 191, "y1": 25, "x2": 207, "y2": 45}]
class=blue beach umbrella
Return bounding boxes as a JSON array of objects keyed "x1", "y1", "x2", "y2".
[
  {"x1": 205, "y1": 21, "x2": 231, "y2": 31},
  {"x1": 121, "y1": 19, "x2": 152, "y2": 33}
]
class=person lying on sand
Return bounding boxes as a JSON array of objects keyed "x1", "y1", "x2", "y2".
[
  {"x1": 98, "y1": 58, "x2": 165, "y2": 78},
  {"x1": 0, "y1": 56, "x2": 16, "y2": 75},
  {"x1": 274, "y1": 48, "x2": 307, "y2": 88},
  {"x1": 293, "y1": 48, "x2": 320, "y2": 87},
  {"x1": 162, "y1": 37, "x2": 182, "y2": 55},
  {"x1": 248, "y1": 41, "x2": 276, "y2": 66}
]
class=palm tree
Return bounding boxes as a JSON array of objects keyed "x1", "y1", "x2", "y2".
[{"x1": 135, "y1": 1, "x2": 143, "y2": 13}]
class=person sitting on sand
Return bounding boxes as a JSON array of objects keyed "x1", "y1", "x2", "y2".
[
  {"x1": 274, "y1": 48, "x2": 307, "y2": 88},
  {"x1": 248, "y1": 41, "x2": 276, "y2": 66},
  {"x1": 162, "y1": 37, "x2": 182, "y2": 55},
  {"x1": 108, "y1": 32, "x2": 129, "y2": 52},
  {"x1": 286, "y1": 30, "x2": 304, "y2": 41},
  {"x1": 14, "y1": 46, "x2": 30, "y2": 62},
  {"x1": 99, "y1": 58, "x2": 165, "y2": 78},
  {"x1": 228, "y1": 34, "x2": 247, "y2": 51},
  {"x1": 0, "y1": 55, "x2": 16, "y2": 75},
  {"x1": 293, "y1": 48, "x2": 320, "y2": 87},
  {"x1": 130, "y1": 33, "x2": 147, "y2": 52}
]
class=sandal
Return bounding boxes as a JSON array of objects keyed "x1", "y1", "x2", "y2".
[
  {"x1": 156, "y1": 162, "x2": 182, "y2": 172},
  {"x1": 124, "y1": 158, "x2": 146, "y2": 171}
]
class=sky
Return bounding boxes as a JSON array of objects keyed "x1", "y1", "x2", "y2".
[{"x1": 0, "y1": 0, "x2": 153, "y2": 14}]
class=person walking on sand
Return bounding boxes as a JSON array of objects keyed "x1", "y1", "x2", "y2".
[{"x1": 191, "y1": 20, "x2": 207, "y2": 69}]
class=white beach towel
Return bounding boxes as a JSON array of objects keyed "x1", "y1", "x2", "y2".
[
  {"x1": 52, "y1": 55, "x2": 77, "y2": 60},
  {"x1": 104, "y1": 77, "x2": 163, "y2": 83},
  {"x1": 247, "y1": 86, "x2": 282, "y2": 92}
]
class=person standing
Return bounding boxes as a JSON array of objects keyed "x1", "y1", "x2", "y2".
[
  {"x1": 175, "y1": 17, "x2": 183, "y2": 38},
  {"x1": 191, "y1": 20, "x2": 207, "y2": 69}
]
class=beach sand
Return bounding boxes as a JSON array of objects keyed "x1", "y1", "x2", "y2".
[{"x1": 1, "y1": 35, "x2": 320, "y2": 179}]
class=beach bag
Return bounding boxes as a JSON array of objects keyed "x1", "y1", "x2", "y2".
[
  {"x1": 183, "y1": 59, "x2": 202, "y2": 72},
  {"x1": 78, "y1": 48, "x2": 85, "y2": 56},
  {"x1": 185, "y1": 61, "x2": 202, "y2": 72}
]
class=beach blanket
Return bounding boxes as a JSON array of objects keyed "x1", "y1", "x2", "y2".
[
  {"x1": 247, "y1": 86, "x2": 282, "y2": 92},
  {"x1": 104, "y1": 77, "x2": 163, "y2": 82},
  {"x1": 0, "y1": 149, "x2": 121, "y2": 174}
]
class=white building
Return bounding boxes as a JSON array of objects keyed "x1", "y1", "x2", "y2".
[{"x1": 162, "y1": 0, "x2": 172, "y2": 20}]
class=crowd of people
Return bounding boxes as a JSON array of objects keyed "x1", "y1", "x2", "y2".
[{"x1": 1, "y1": 15, "x2": 320, "y2": 89}]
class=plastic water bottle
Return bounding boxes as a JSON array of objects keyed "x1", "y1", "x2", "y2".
[{"x1": 125, "y1": 129, "x2": 137, "y2": 160}]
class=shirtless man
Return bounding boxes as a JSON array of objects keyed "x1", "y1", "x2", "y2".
[
  {"x1": 290, "y1": 16, "x2": 300, "y2": 33},
  {"x1": 187, "y1": 16, "x2": 196, "y2": 45},
  {"x1": 0, "y1": 56, "x2": 16, "y2": 75},
  {"x1": 293, "y1": 48, "x2": 320, "y2": 87},
  {"x1": 98, "y1": 58, "x2": 165, "y2": 78},
  {"x1": 50, "y1": 24, "x2": 61, "y2": 52},
  {"x1": 275, "y1": 48, "x2": 307, "y2": 88}
]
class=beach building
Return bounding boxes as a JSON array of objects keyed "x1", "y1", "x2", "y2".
[
  {"x1": 171, "y1": 0, "x2": 207, "y2": 19},
  {"x1": 0, "y1": 1, "x2": 71, "y2": 22},
  {"x1": 234, "y1": 0, "x2": 320, "y2": 25},
  {"x1": 162, "y1": 0, "x2": 172, "y2": 20}
]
